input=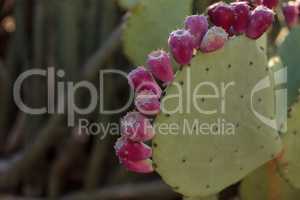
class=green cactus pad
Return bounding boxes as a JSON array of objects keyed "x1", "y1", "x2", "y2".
[
  {"x1": 152, "y1": 36, "x2": 282, "y2": 197},
  {"x1": 256, "y1": 33, "x2": 267, "y2": 55},
  {"x1": 277, "y1": 98, "x2": 300, "y2": 189},
  {"x1": 278, "y1": 27, "x2": 300, "y2": 106},
  {"x1": 123, "y1": 0, "x2": 192, "y2": 65},
  {"x1": 240, "y1": 161, "x2": 300, "y2": 200}
]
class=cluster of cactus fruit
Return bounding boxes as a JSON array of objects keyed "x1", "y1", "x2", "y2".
[
  {"x1": 282, "y1": 0, "x2": 300, "y2": 28},
  {"x1": 114, "y1": 0, "x2": 276, "y2": 174}
]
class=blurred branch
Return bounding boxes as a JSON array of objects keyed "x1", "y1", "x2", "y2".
[
  {"x1": 47, "y1": 128, "x2": 89, "y2": 198},
  {"x1": 0, "y1": 115, "x2": 67, "y2": 189},
  {"x1": 0, "y1": 22, "x2": 123, "y2": 189},
  {"x1": 62, "y1": 181, "x2": 179, "y2": 200},
  {"x1": 4, "y1": 112, "x2": 26, "y2": 154},
  {"x1": 0, "y1": 60, "x2": 10, "y2": 148},
  {"x1": 84, "y1": 51, "x2": 118, "y2": 189},
  {"x1": 83, "y1": 23, "x2": 123, "y2": 80},
  {"x1": 83, "y1": 116, "x2": 112, "y2": 189}
]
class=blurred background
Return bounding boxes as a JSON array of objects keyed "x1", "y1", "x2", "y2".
[{"x1": 0, "y1": 0, "x2": 284, "y2": 199}]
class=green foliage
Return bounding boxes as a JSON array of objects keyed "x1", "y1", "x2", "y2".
[
  {"x1": 277, "y1": 99, "x2": 300, "y2": 189},
  {"x1": 123, "y1": 0, "x2": 193, "y2": 65},
  {"x1": 152, "y1": 36, "x2": 282, "y2": 197},
  {"x1": 278, "y1": 27, "x2": 300, "y2": 106},
  {"x1": 240, "y1": 161, "x2": 300, "y2": 200}
]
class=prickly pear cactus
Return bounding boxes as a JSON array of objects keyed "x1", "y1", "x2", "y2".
[
  {"x1": 276, "y1": 98, "x2": 300, "y2": 189},
  {"x1": 278, "y1": 27, "x2": 300, "y2": 106},
  {"x1": 152, "y1": 36, "x2": 282, "y2": 197},
  {"x1": 123, "y1": 0, "x2": 193, "y2": 65},
  {"x1": 240, "y1": 161, "x2": 300, "y2": 200}
]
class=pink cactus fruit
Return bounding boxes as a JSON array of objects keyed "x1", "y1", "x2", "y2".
[
  {"x1": 121, "y1": 159, "x2": 154, "y2": 173},
  {"x1": 168, "y1": 29, "x2": 195, "y2": 65},
  {"x1": 135, "y1": 79, "x2": 162, "y2": 98},
  {"x1": 114, "y1": 137, "x2": 152, "y2": 161},
  {"x1": 246, "y1": 6, "x2": 275, "y2": 39},
  {"x1": 262, "y1": 0, "x2": 278, "y2": 9},
  {"x1": 135, "y1": 90, "x2": 160, "y2": 116},
  {"x1": 208, "y1": 2, "x2": 235, "y2": 32},
  {"x1": 231, "y1": 1, "x2": 250, "y2": 34},
  {"x1": 200, "y1": 26, "x2": 228, "y2": 53},
  {"x1": 127, "y1": 67, "x2": 162, "y2": 97},
  {"x1": 146, "y1": 50, "x2": 174, "y2": 85},
  {"x1": 184, "y1": 15, "x2": 209, "y2": 49},
  {"x1": 120, "y1": 111, "x2": 155, "y2": 142},
  {"x1": 282, "y1": 1, "x2": 299, "y2": 28},
  {"x1": 128, "y1": 67, "x2": 154, "y2": 90}
]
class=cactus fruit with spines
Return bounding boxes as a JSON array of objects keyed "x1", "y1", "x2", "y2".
[
  {"x1": 282, "y1": 1, "x2": 300, "y2": 28},
  {"x1": 230, "y1": 1, "x2": 251, "y2": 34},
  {"x1": 246, "y1": 6, "x2": 275, "y2": 39},
  {"x1": 184, "y1": 15, "x2": 209, "y2": 50},
  {"x1": 199, "y1": 26, "x2": 228, "y2": 53},
  {"x1": 168, "y1": 29, "x2": 195, "y2": 65},
  {"x1": 207, "y1": 2, "x2": 235, "y2": 33}
]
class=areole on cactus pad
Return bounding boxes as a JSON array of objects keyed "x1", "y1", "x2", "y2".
[{"x1": 152, "y1": 36, "x2": 282, "y2": 197}]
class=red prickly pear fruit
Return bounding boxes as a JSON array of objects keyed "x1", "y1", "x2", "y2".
[
  {"x1": 282, "y1": 2, "x2": 299, "y2": 28},
  {"x1": 121, "y1": 111, "x2": 155, "y2": 142},
  {"x1": 262, "y1": 0, "x2": 278, "y2": 9},
  {"x1": 128, "y1": 67, "x2": 153, "y2": 90},
  {"x1": 184, "y1": 15, "x2": 209, "y2": 49},
  {"x1": 114, "y1": 137, "x2": 152, "y2": 161},
  {"x1": 128, "y1": 67, "x2": 162, "y2": 97},
  {"x1": 168, "y1": 29, "x2": 195, "y2": 65},
  {"x1": 146, "y1": 50, "x2": 174, "y2": 85},
  {"x1": 135, "y1": 90, "x2": 160, "y2": 116},
  {"x1": 231, "y1": 1, "x2": 250, "y2": 34},
  {"x1": 246, "y1": 6, "x2": 275, "y2": 39},
  {"x1": 207, "y1": 2, "x2": 235, "y2": 32},
  {"x1": 137, "y1": 81, "x2": 162, "y2": 98},
  {"x1": 200, "y1": 26, "x2": 228, "y2": 53},
  {"x1": 121, "y1": 159, "x2": 154, "y2": 173}
]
